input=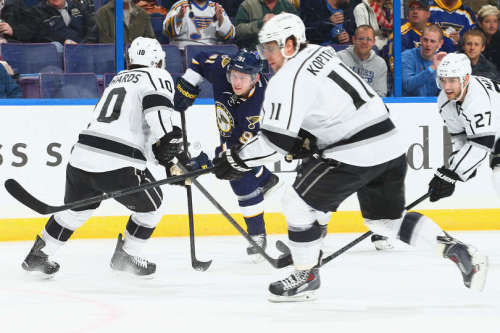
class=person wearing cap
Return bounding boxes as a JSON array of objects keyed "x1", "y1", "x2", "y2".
[
  {"x1": 387, "y1": 0, "x2": 455, "y2": 71},
  {"x1": 477, "y1": 4, "x2": 500, "y2": 70}
]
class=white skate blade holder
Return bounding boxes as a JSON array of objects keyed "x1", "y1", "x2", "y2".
[
  {"x1": 268, "y1": 290, "x2": 318, "y2": 303},
  {"x1": 470, "y1": 253, "x2": 488, "y2": 292}
]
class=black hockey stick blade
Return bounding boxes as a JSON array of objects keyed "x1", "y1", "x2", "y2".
[
  {"x1": 4, "y1": 166, "x2": 216, "y2": 215},
  {"x1": 5, "y1": 179, "x2": 57, "y2": 215}
]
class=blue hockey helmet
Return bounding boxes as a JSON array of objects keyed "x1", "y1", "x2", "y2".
[{"x1": 227, "y1": 50, "x2": 263, "y2": 76}]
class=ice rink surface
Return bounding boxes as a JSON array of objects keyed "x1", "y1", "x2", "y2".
[{"x1": 1, "y1": 231, "x2": 499, "y2": 333}]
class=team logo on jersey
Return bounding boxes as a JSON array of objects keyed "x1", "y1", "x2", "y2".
[
  {"x1": 216, "y1": 101, "x2": 234, "y2": 137},
  {"x1": 246, "y1": 116, "x2": 260, "y2": 130},
  {"x1": 221, "y1": 55, "x2": 231, "y2": 68}
]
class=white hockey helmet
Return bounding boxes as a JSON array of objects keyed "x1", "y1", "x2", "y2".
[
  {"x1": 257, "y1": 13, "x2": 306, "y2": 59},
  {"x1": 128, "y1": 37, "x2": 166, "y2": 69},
  {"x1": 436, "y1": 53, "x2": 471, "y2": 98}
]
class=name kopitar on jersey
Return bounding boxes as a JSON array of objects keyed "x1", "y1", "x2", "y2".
[
  {"x1": 306, "y1": 48, "x2": 337, "y2": 76},
  {"x1": 109, "y1": 73, "x2": 141, "y2": 85}
]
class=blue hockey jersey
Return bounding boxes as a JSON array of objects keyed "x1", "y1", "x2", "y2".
[
  {"x1": 189, "y1": 52, "x2": 267, "y2": 151},
  {"x1": 429, "y1": 0, "x2": 476, "y2": 36}
]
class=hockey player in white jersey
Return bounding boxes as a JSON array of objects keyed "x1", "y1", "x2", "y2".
[
  {"x1": 212, "y1": 13, "x2": 488, "y2": 302},
  {"x1": 22, "y1": 37, "x2": 184, "y2": 278},
  {"x1": 429, "y1": 53, "x2": 500, "y2": 203}
]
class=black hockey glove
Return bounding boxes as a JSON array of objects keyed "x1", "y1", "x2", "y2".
[
  {"x1": 213, "y1": 149, "x2": 252, "y2": 180},
  {"x1": 285, "y1": 129, "x2": 318, "y2": 162},
  {"x1": 173, "y1": 77, "x2": 200, "y2": 112},
  {"x1": 152, "y1": 126, "x2": 183, "y2": 166},
  {"x1": 428, "y1": 167, "x2": 461, "y2": 202}
]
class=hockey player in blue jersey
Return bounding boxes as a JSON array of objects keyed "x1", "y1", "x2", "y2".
[{"x1": 174, "y1": 49, "x2": 282, "y2": 262}]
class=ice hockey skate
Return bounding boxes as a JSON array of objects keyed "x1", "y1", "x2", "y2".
[
  {"x1": 438, "y1": 234, "x2": 488, "y2": 291},
  {"x1": 110, "y1": 234, "x2": 156, "y2": 278},
  {"x1": 261, "y1": 173, "x2": 283, "y2": 199},
  {"x1": 268, "y1": 267, "x2": 320, "y2": 302},
  {"x1": 246, "y1": 233, "x2": 267, "y2": 263},
  {"x1": 371, "y1": 234, "x2": 394, "y2": 250},
  {"x1": 22, "y1": 235, "x2": 60, "y2": 278}
]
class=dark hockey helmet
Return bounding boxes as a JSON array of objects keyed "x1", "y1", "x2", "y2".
[{"x1": 227, "y1": 50, "x2": 263, "y2": 76}]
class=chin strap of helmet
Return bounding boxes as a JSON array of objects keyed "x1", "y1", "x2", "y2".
[{"x1": 455, "y1": 75, "x2": 470, "y2": 102}]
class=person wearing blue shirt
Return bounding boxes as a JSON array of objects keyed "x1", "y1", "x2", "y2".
[
  {"x1": 0, "y1": 64, "x2": 22, "y2": 98},
  {"x1": 174, "y1": 50, "x2": 282, "y2": 261},
  {"x1": 402, "y1": 24, "x2": 445, "y2": 96}
]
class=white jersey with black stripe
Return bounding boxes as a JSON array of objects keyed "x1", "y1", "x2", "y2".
[
  {"x1": 438, "y1": 75, "x2": 500, "y2": 180},
  {"x1": 70, "y1": 67, "x2": 178, "y2": 173},
  {"x1": 239, "y1": 44, "x2": 406, "y2": 167}
]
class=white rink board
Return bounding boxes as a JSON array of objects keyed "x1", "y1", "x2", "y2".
[{"x1": 0, "y1": 102, "x2": 498, "y2": 219}]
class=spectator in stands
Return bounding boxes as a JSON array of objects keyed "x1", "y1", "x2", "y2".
[
  {"x1": 386, "y1": 0, "x2": 455, "y2": 70},
  {"x1": 429, "y1": 0, "x2": 476, "y2": 46},
  {"x1": 462, "y1": 29, "x2": 498, "y2": 79},
  {"x1": 353, "y1": 0, "x2": 392, "y2": 49},
  {"x1": 402, "y1": 24, "x2": 445, "y2": 96},
  {"x1": 234, "y1": 0, "x2": 298, "y2": 50},
  {"x1": 0, "y1": 61, "x2": 22, "y2": 98},
  {"x1": 337, "y1": 25, "x2": 388, "y2": 96},
  {"x1": 136, "y1": 0, "x2": 168, "y2": 15},
  {"x1": 217, "y1": 0, "x2": 244, "y2": 17},
  {"x1": 163, "y1": 0, "x2": 235, "y2": 49},
  {"x1": 0, "y1": 0, "x2": 38, "y2": 42},
  {"x1": 462, "y1": 0, "x2": 497, "y2": 14},
  {"x1": 477, "y1": 5, "x2": 500, "y2": 70},
  {"x1": 96, "y1": 0, "x2": 155, "y2": 44},
  {"x1": 300, "y1": 0, "x2": 356, "y2": 45},
  {"x1": 31, "y1": 0, "x2": 97, "y2": 44},
  {"x1": 75, "y1": 0, "x2": 95, "y2": 14}
]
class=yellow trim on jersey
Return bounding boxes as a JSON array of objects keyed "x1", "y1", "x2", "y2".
[
  {"x1": 433, "y1": 0, "x2": 462, "y2": 12},
  {"x1": 223, "y1": 26, "x2": 234, "y2": 40},
  {"x1": 166, "y1": 16, "x2": 176, "y2": 38},
  {"x1": 1, "y1": 209, "x2": 499, "y2": 241},
  {"x1": 192, "y1": 59, "x2": 200, "y2": 65},
  {"x1": 254, "y1": 166, "x2": 264, "y2": 177},
  {"x1": 247, "y1": 85, "x2": 256, "y2": 98},
  {"x1": 455, "y1": 8, "x2": 475, "y2": 25},
  {"x1": 171, "y1": 0, "x2": 188, "y2": 13},
  {"x1": 243, "y1": 212, "x2": 264, "y2": 219},
  {"x1": 401, "y1": 22, "x2": 412, "y2": 34}
]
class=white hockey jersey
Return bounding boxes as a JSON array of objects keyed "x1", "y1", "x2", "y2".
[
  {"x1": 438, "y1": 75, "x2": 500, "y2": 180},
  {"x1": 163, "y1": 0, "x2": 235, "y2": 49},
  {"x1": 240, "y1": 44, "x2": 407, "y2": 167},
  {"x1": 70, "y1": 67, "x2": 179, "y2": 173}
]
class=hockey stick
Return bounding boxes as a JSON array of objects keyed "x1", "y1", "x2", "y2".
[
  {"x1": 4, "y1": 167, "x2": 216, "y2": 215},
  {"x1": 176, "y1": 163, "x2": 290, "y2": 269},
  {"x1": 274, "y1": 192, "x2": 431, "y2": 268},
  {"x1": 180, "y1": 111, "x2": 212, "y2": 271},
  {"x1": 319, "y1": 192, "x2": 431, "y2": 267}
]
